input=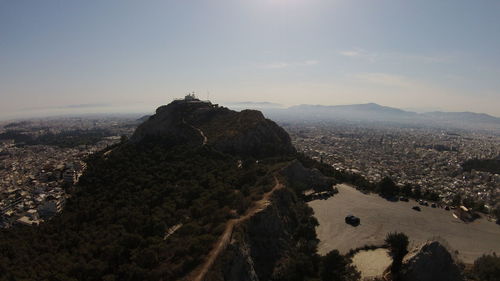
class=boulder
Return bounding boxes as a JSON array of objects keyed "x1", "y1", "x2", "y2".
[{"x1": 401, "y1": 240, "x2": 465, "y2": 281}]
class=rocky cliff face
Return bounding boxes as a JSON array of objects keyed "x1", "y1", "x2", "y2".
[
  {"x1": 401, "y1": 240, "x2": 465, "y2": 281},
  {"x1": 205, "y1": 188, "x2": 307, "y2": 281},
  {"x1": 131, "y1": 98, "x2": 295, "y2": 157},
  {"x1": 281, "y1": 160, "x2": 337, "y2": 191}
]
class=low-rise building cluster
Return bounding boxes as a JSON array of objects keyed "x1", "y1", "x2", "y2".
[
  {"x1": 286, "y1": 123, "x2": 500, "y2": 209},
  {"x1": 0, "y1": 117, "x2": 137, "y2": 228}
]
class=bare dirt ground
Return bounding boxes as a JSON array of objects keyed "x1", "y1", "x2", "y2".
[
  {"x1": 185, "y1": 177, "x2": 283, "y2": 281},
  {"x1": 309, "y1": 184, "x2": 500, "y2": 263},
  {"x1": 352, "y1": 248, "x2": 391, "y2": 279}
]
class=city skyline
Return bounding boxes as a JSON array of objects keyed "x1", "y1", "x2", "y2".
[{"x1": 1, "y1": 0, "x2": 500, "y2": 119}]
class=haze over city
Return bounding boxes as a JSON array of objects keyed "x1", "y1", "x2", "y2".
[
  {"x1": 2, "y1": 1, "x2": 500, "y2": 280},
  {"x1": 1, "y1": 0, "x2": 500, "y2": 120}
]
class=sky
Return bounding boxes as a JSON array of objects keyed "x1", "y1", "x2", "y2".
[{"x1": 1, "y1": 0, "x2": 500, "y2": 119}]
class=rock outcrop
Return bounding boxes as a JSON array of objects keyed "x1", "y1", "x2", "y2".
[
  {"x1": 400, "y1": 240, "x2": 465, "y2": 281},
  {"x1": 206, "y1": 188, "x2": 308, "y2": 281},
  {"x1": 281, "y1": 160, "x2": 337, "y2": 192},
  {"x1": 131, "y1": 97, "x2": 295, "y2": 157}
]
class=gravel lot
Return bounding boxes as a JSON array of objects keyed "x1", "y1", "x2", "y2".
[
  {"x1": 351, "y1": 249, "x2": 391, "y2": 279},
  {"x1": 309, "y1": 184, "x2": 500, "y2": 263}
]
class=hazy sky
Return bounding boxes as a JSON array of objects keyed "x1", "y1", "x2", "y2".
[{"x1": 1, "y1": 0, "x2": 500, "y2": 119}]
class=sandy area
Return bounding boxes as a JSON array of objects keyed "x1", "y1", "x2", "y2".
[
  {"x1": 352, "y1": 249, "x2": 391, "y2": 279},
  {"x1": 309, "y1": 184, "x2": 500, "y2": 263}
]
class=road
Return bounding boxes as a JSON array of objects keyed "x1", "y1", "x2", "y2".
[{"x1": 309, "y1": 184, "x2": 500, "y2": 263}]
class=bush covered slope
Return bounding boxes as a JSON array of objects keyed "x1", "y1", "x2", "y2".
[{"x1": 0, "y1": 142, "x2": 287, "y2": 281}]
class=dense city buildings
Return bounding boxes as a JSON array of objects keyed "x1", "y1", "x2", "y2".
[
  {"x1": 0, "y1": 116, "x2": 138, "y2": 228},
  {"x1": 2, "y1": 115, "x2": 499, "y2": 230},
  {"x1": 285, "y1": 122, "x2": 500, "y2": 212}
]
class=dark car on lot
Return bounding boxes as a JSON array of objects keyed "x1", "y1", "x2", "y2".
[
  {"x1": 345, "y1": 215, "x2": 360, "y2": 226},
  {"x1": 399, "y1": 196, "x2": 409, "y2": 202},
  {"x1": 431, "y1": 203, "x2": 437, "y2": 208},
  {"x1": 412, "y1": 206, "x2": 421, "y2": 211},
  {"x1": 418, "y1": 200, "x2": 429, "y2": 206}
]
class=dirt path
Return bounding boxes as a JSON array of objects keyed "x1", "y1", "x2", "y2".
[
  {"x1": 193, "y1": 126, "x2": 207, "y2": 145},
  {"x1": 186, "y1": 177, "x2": 283, "y2": 281},
  {"x1": 182, "y1": 118, "x2": 208, "y2": 146},
  {"x1": 103, "y1": 147, "x2": 115, "y2": 158},
  {"x1": 164, "y1": 223, "x2": 183, "y2": 240}
]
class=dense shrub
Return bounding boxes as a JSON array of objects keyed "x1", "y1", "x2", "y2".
[{"x1": 0, "y1": 143, "x2": 277, "y2": 280}]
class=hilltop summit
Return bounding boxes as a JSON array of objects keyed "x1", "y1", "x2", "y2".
[
  {"x1": 131, "y1": 95, "x2": 295, "y2": 157},
  {"x1": 0, "y1": 95, "x2": 313, "y2": 281}
]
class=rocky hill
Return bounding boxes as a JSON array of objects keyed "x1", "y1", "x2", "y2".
[
  {"x1": 131, "y1": 96, "x2": 295, "y2": 157},
  {"x1": 0, "y1": 97, "x2": 319, "y2": 281},
  {"x1": 281, "y1": 160, "x2": 337, "y2": 193},
  {"x1": 401, "y1": 240, "x2": 465, "y2": 281},
  {"x1": 0, "y1": 97, "x2": 477, "y2": 281},
  {"x1": 205, "y1": 187, "x2": 319, "y2": 281}
]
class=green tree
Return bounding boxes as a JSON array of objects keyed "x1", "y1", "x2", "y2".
[
  {"x1": 493, "y1": 206, "x2": 500, "y2": 223},
  {"x1": 471, "y1": 253, "x2": 500, "y2": 281},
  {"x1": 463, "y1": 197, "x2": 476, "y2": 209},
  {"x1": 473, "y1": 200, "x2": 487, "y2": 214},
  {"x1": 451, "y1": 193, "x2": 462, "y2": 206},
  {"x1": 320, "y1": 250, "x2": 360, "y2": 281},
  {"x1": 412, "y1": 185, "x2": 422, "y2": 199},
  {"x1": 384, "y1": 232, "x2": 409, "y2": 281},
  {"x1": 401, "y1": 184, "x2": 413, "y2": 197},
  {"x1": 378, "y1": 177, "x2": 398, "y2": 198}
]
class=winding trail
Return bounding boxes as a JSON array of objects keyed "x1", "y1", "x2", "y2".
[
  {"x1": 185, "y1": 177, "x2": 283, "y2": 281},
  {"x1": 164, "y1": 223, "x2": 183, "y2": 240},
  {"x1": 182, "y1": 118, "x2": 208, "y2": 146},
  {"x1": 193, "y1": 126, "x2": 207, "y2": 145}
]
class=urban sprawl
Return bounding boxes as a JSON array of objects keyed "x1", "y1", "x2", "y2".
[
  {"x1": 0, "y1": 117, "x2": 136, "y2": 228},
  {"x1": 1, "y1": 117, "x2": 499, "y2": 229},
  {"x1": 286, "y1": 123, "x2": 500, "y2": 214}
]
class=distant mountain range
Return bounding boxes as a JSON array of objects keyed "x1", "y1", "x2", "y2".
[
  {"x1": 223, "y1": 101, "x2": 284, "y2": 109},
  {"x1": 233, "y1": 102, "x2": 500, "y2": 131},
  {"x1": 286, "y1": 103, "x2": 418, "y2": 121},
  {"x1": 290, "y1": 103, "x2": 499, "y2": 122}
]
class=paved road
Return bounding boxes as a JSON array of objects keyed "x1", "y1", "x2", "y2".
[{"x1": 309, "y1": 184, "x2": 500, "y2": 263}]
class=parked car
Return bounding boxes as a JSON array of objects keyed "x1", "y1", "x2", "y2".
[
  {"x1": 412, "y1": 206, "x2": 421, "y2": 211},
  {"x1": 399, "y1": 196, "x2": 409, "y2": 202},
  {"x1": 445, "y1": 206, "x2": 450, "y2": 211},
  {"x1": 431, "y1": 203, "x2": 437, "y2": 208},
  {"x1": 345, "y1": 215, "x2": 360, "y2": 226}
]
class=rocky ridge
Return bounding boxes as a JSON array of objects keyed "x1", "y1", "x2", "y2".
[
  {"x1": 205, "y1": 188, "x2": 309, "y2": 281},
  {"x1": 131, "y1": 97, "x2": 295, "y2": 157},
  {"x1": 281, "y1": 160, "x2": 337, "y2": 192}
]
